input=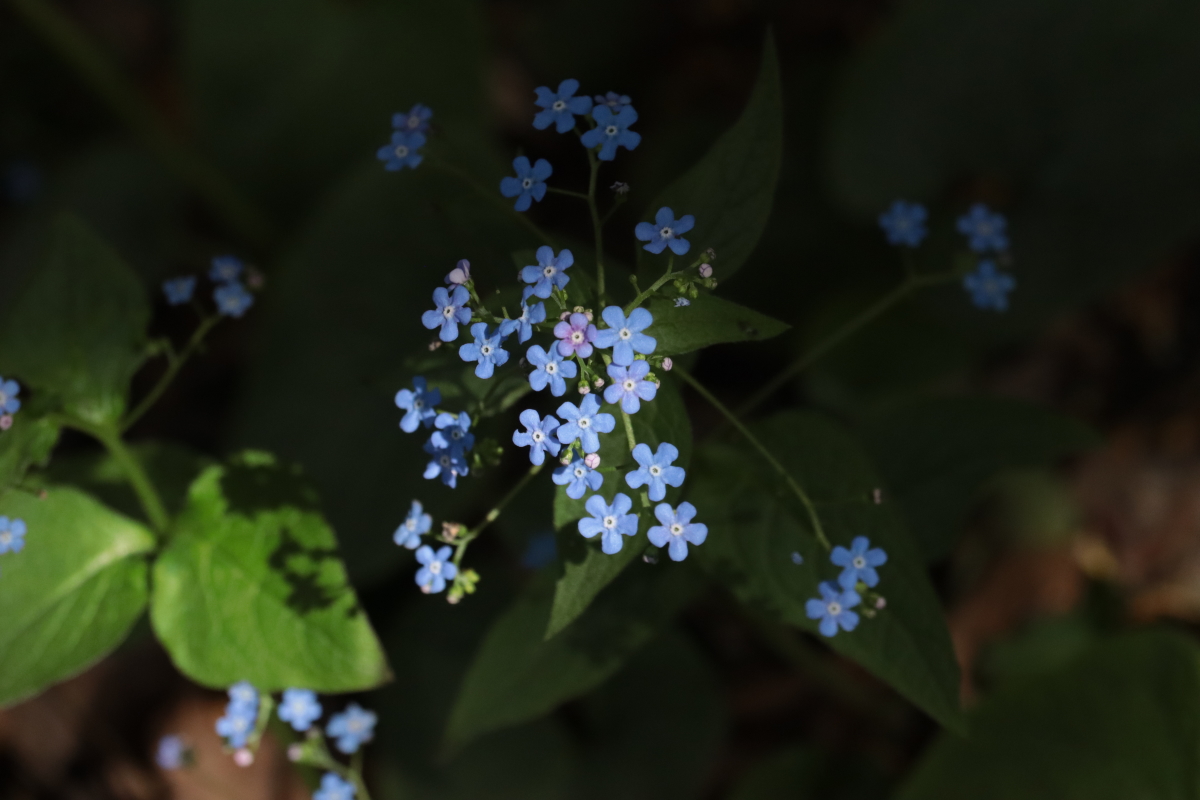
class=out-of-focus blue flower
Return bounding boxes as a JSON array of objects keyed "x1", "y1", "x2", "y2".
[
  {"x1": 314, "y1": 773, "x2": 356, "y2": 800},
  {"x1": 527, "y1": 344, "x2": 577, "y2": 397},
  {"x1": 394, "y1": 376, "x2": 441, "y2": 433},
  {"x1": 878, "y1": 200, "x2": 928, "y2": 247},
  {"x1": 533, "y1": 79, "x2": 593, "y2": 133},
  {"x1": 603, "y1": 361, "x2": 657, "y2": 414},
  {"x1": 326, "y1": 703, "x2": 377, "y2": 754},
  {"x1": 422, "y1": 437, "x2": 469, "y2": 488},
  {"x1": 414, "y1": 545, "x2": 457, "y2": 595},
  {"x1": 594, "y1": 306, "x2": 656, "y2": 366},
  {"x1": 500, "y1": 156, "x2": 552, "y2": 212},
  {"x1": 578, "y1": 493, "x2": 638, "y2": 554},
  {"x1": 647, "y1": 502, "x2": 707, "y2": 562},
  {"x1": 512, "y1": 409, "x2": 561, "y2": 465},
  {"x1": 963, "y1": 260, "x2": 1015, "y2": 311},
  {"x1": 0, "y1": 516, "x2": 25, "y2": 555},
  {"x1": 393, "y1": 500, "x2": 432, "y2": 549},
  {"x1": 0, "y1": 378, "x2": 21, "y2": 415},
  {"x1": 155, "y1": 735, "x2": 188, "y2": 770},
  {"x1": 805, "y1": 581, "x2": 861, "y2": 637},
  {"x1": 521, "y1": 531, "x2": 558, "y2": 570},
  {"x1": 393, "y1": 103, "x2": 432, "y2": 134},
  {"x1": 376, "y1": 130, "x2": 426, "y2": 171},
  {"x1": 594, "y1": 91, "x2": 631, "y2": 112},
  {"x1": 635, "y1": 207, "x2": 694, "y2": 255},
  {"x1": 625, "y1": 442, "x2": 685, "y2": 502},
  {"x1": 431, "y1": 411, "x2": 475, "y2": 456},
  {"x1": 215, "y1": 683, "x2": 259, "y2": 748},
  {"x1": 556, "y1": 394, "x2": 615, "y2": 454},
  {"x1": 277, "y1": 689, "x2": 322, "y2": 732},
  {"x1": 554, "y1": 312, "x2": 597, "y2": 358},
  {"x1": 227, "y1": 681, "x2": 258, "y2": 710},
  {"x1": 422, "y1": 285, "x2": 472, "y2": 342},
  {"x1": 163, "y1": 276, "x2": 196, "y2": 305},
  {"x1": 209, "y1": 256, "x2": 244, "y2": 284},
  {"x1": 674, "y1": 298, "x2": 690, "y2": 307},
  {"x1": 214, "y1": 282, "x2": 254, "y2": 318},
  {"x1": 520, "y1": 246, "x2": 573, "y2": 299},
  {"x1": 831, "y1": 536, "x2": 888, "y2": 589},
  {"x1": 553, "y1": 451, "x2": 604, "y2": 500},
  {"x1": 459, "y1": 322, "x2": 510, "y2": 379},
  {"x1": 956, "y1": 203, "x2": 1009, "y2": 252},
  {"x1": 581, "y1": 105, "x2": 641, "y2": 161}
]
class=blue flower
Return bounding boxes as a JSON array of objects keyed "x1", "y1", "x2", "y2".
[
  {"x1": 215, "y1": 685, "x2": 258, "y2": 748},
  {"x1": 635, "y1": 207, "x2": 694, "y2": 255},
  {"x1": 0, "y1": 378, "x2": 21, "y2": 415},
  {"x1": 376, "y1": 130, "x2": 426, "y2": 171},
  {"x1": 878, "y1": 200, "x2": 928, "y2": 247},
  {"x1": 805, "y1": 581, "x2": 861, "y2": 637},
  {"x1": 326, "y1": 703, "x2": 377, "y2": 754},
  {"x1": 581, "y1": 105, "x2": 641, "y2": 161},
  {"x1": 527, "y1": 344, "x2": 578, "y2": 397},
  {"x1": 520, "y1": 246, "x2": 573, "y2": 299},
  {"x1": 647, "y1": 502, "x2": 707, "y2": 562},
  {"x1": 422, "y1": 285, "x2": 472, "y2": 342},
  {"x1": 155, "y1": 735, "x2": 187, "y2": 769},
  {"x1": 956, "y1": 203, "x2": 1009, "y2": 252},
  {"x1": 277, "y1": 688, "x2": 323, "y2": 732},
  {"x1": 674, "y1": 298, "x2": 690, "y2": 307},
  {"x1": 502, "y1": 291, "x2": 546, "y2": 344},
  {"x1": 552, "y1": 451, "x2": 604, "y2": 500},
  {"x1": 594, "y1": 306, "x2": 656, "y2": 366},
  {"x1": 554, "y1": 312, "x2": 597, "y2": 358},
  {"x1": 604, "y1": 361, "x2": 657, "y2": 414},
  {"x1": 555, "y1": 394, "x2": 616, "y2": 454},
  {"x1": 214, "y1": 281, "x2": 254, "y2": 318},
  {"x1": 459, "y1": 322, "x2": 510, "y2": 379},
  {"x1": 393, "y1": 103, "x2": 432, "y2": 134},
  {"x1": 578, "y1": 493, "x2": 639, "y2": 554},
  {"x1": 209, "y1": 256, "x2": 243, "y2": 283},
  {"x1": 512, "y1": 409, "x2": 561, "y2": 465},
  {"x1": 227, "y1": 681, "x2": 258, "y2": 710},
  {"x1": 163, "y1": 276, "x2": 196, "y2": 305},
  {"x1": 963, "y1": 260, "x2": 1015, "y2": 311},
  {"x1": 500, "y1": 156, "x2": 552, "y2": 212},
  {"x1": 831, "y1": 536, "x2": 888, "y2": 589},
  {"x1": 594, "y1": 91, "x2": 631, "y2": 112},
  {"x1": 625, "y1": 442, "x2": 685, "y2": 502},
  {"x1": 314, "y1": 773, "x2": 356, "y2": 800},
  {"x1": 393, "y1": 500, "x2": 432, "y2": 549},
  {"x1": 394, "y1": 376, "x2": 441, "y2": 433},
  {"x1": 0, "y1": 517, "x2": 25, "y2": 554},
  {"x1": 533, "y1": 78, "x2": 593, "y2": 133},
  {"x1": 414, "y1": 545, "x2": 457, "y2": 595},
  {"x1": 422, "y1": 437, "x2": 469, "y2": 487},
  {"x1": 431, "y1": 411, "x2": 475, "y2": 456}
]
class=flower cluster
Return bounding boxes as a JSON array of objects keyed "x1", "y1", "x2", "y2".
[
  {"x1": 215, "y1": 681, "x2": 259, "y2": 750},
  {"x1": 394, "y1": 374, "x2": 476, "y2": 489},
  {"x1": 162, "y1": 255, "x2": 255, "y2": 318},
  {"x1": 377, "y1": 103, "x2": 430, "y2": 171},
  {"x1": 0, "y1": 376, "x2": 21, "y2": 431},
  {"x1": 805, "y1": 536, "x2": 888, "y2": 637},
  {"x1": 155, "y1": 735, "x2": 190, "y2": 770}
]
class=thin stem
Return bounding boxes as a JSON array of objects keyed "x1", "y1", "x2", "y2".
[
  {"x1": 547, "y1": 186, "x2": 589, "y2": 200},
  {"x1": 621, "y1": 410, "x2": 637, "y2": 452},
  {"x1": 59, "y1": 418, "x2": 170, "y2": 533},
  {"x1": 585, "y1": 150, "x2": 605, "y2": 302},
  {"x1": 674, "y1": 367, "x2": 831, "y2": 552},
  {"x1": 122, "y1": 315, "x2": 221, "y2": 432},
  {"x1": 426, "y1": 156, "x2": 555, "y2": 247},
  {"x1": 452, "y1": 464, "x2": 543, "y2": 566},
  {"x1": 626, "y1": 268, "x2": 687, "y2": 311}
]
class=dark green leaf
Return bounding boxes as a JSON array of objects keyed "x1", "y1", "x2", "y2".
[
  {"x1": 0, "y1": 486, "x2": 154, "y2": 706},
  {"x1": 0, "y1": 415, "x2": 60, "y2": 494},
  {"x1": 150, "y1": 451, "x2": 390, "y2": 692},
  {"x1": 646, "y1": 295, "x2": 790, "y2": 357}
]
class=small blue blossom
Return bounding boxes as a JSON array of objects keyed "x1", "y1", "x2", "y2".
[
  {"x1": 790, "y1": 552, "x2": 804, "y2": 565},
  {"x1": 674, "y1": 298, "x2": 690, "y2": 307},
  {"x1": 502, "y1": 293, "x2": 546, "y2": 344},
  {"x1": 0, "y1": 517, "x2": 26, "y2": 554},
  {"x1": 554, "y1": 312, "x2": 597, "y2": 358},
  {"x1": 527, "y1": 344, "x2": 578, "y2": 397},
  {"x1": 376, "y1": 130, "x2": 426, "y2": 171},
  {"x1": 956, "y1": 203, "x2": 1009, "y2": 252},
  {"x1": 422, "y1": 285, "x2": 472, "y2": 342},
  {"x1": 594, "y1": 91, "x2": 632, "y2": 112},
  {"x1": 533, "y1": 79, "x2": 593, "y2": 133},
  {"x1": 214, "y1": 281, "x2": 254, "y2": 318},
  {"x1": 625, "y1": 442, "x2": 685, "y2": 502},
  {"x1": 0, "y1": 378, "x2": 21, "y2": 415},
  {"x1": 556, "y1": 394, "x2": 616, "y2": 454},
  {"x1": 277, "y1": 688, "x2": 323, "y2": 732},
  {"x1": 394, "y1": 376, "x2": 441, "y2": 433},
  {"x1": 393, "y1": 500, "x2": 432, "y2": 549},
  {"x1": 647, "y1": 502, "x2": 708, "y2": 562},
  {"x1": 578, "y1": 493, "x2": 639, "y2": 554},
  {"x1": 209, "y1": 256, "x2": 244, "y2": 283},
  {"x1": 831, "y1": 536, "x2": 888, "y2": 589},
  {"x1": 594, "y1": 306, "x2": 656, "y2": 366},
  {"x1": 963, "y1": 260, "x2": 1015, "y2": 311},
  {"x1": 445, "y1": 259, "x2": 471, "y2": 286},
  {"x1": 581, "y1": 105, "x2": 641, "y2": 161},
  {"x1": 521, "y1": 531, "x2": 558, "y2": 570},
  {"x1": 162, "y1": 276, "x2": 196, "y2": 305},
  {"x1": 512, "y1": 409, "x2": 561, "y2": 466},
  {"x1": 805, "y1": 581, "x2": 861, "y2": 637},
  {"x1": 314, "y1": 773, "x2": 356, "y2": 800},
  {"x1": 500, "y1": 156, "x2": 552, "y2": 212},
  {"x1": 635, "y1": 207, "x2": 694, "y2": 255},
  {"x1": 459, "y1": 322, "x2": 510, "y2": 379},
  {"x1": 155, "y1": 735, "x2": 187, "y2": 770},
  {"x1": 227, "y1": 681, "x2": 258, "y2": 710},
  {"x1": 878, "y1": 200, "x2": 928, "y2": 247},
  {"x1": 327, "y1": 703, "x2": 377, "y2": 754},
  {"x1": 552, "y1": 451, "x2": 604, "y2": 500},
  {"x1": 215, "y1": 684, "x2": 258, "y2": 748},
  {"x1": 393, "y1": 103, "x2": 432, "y2": 134},
  {"x1": 431, "y1": 411, "x2": 475, "y2": 456},
  {"x1": 520, "y1": 246, "x2": 574, "y2": 299},
  {"x1": 604, "y1": 361, "x2": 657, "y2": 414},
  {"x1": 414, "y1": 545, "x2": 457, "y2": 595},
  {"x1": 422, "y1": 437, "x2": 469, "y2": 487}
]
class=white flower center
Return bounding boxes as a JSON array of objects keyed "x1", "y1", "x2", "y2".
[
  {"x1": 543, "y1": 266, "x2": 556, "y2": 278},
  {"x1": 853, "y1": 556, "x2": 866, "y2": 569},
  {"x1": 977, "y1": 222, "x2": 992, "y2": 236},
  {"x1": 605, "y1": 125, "x2": 618, "y2": 135},
  {"x1": 394, "y1": 145, "x2": 409, "y2": 158},
  {"x1": 522, "y1": 178, "x2": 533, "y2": 189},
  {"x1": 827, "y1": 601, "x2": 842, "y2": 616},
  {"x1": 618, "y1": 328, "x2": 631, "y2": 340},
  {"x1": 649, "y1": 465, "x2": 661, "y2": 477},
  {"x1": 532, "y1": 430, "x2": 544, "y2": 443},
  {"x1": 578, "y1": 417, "x2": 591, "y2": 428},
  {"x1": 414, "y1": 399, "x2": 423, "y2": 408},
  {"x1": 0, "y1": 392, "x2": 8, "y2": 405},
  {"x1": 660, "y1": 226, "x2": 673, "y2": 238},
  {"x1": 451, "y1": 430, "x2": 462, "y2": 440},
  {"x1": 440, "y1": 455, "x2": 451, "y2": 467},
  {"x1": 407, "y1": 116, "x2": 419, "y2": 128},
  {"x1": 442, "y1": 305, "x2": 455, "y2": 318},
  {"x1": 623, "y1": 379, "x2": 636, "y2": 391},
  {"x1": 670, "y1": 523, "x2": 684, "y2": 536},
  {"x1": 603, "y1": 515, "x2": 617, "y2": 529},
  {"x1": 429, "y1": 561, "x2": 442, "y2": 575},
  {"x1": 0, "y1": 532, "x2": 10, "y2": 545},
  {"x1": 480, "y1": 345, "x2": 493, "y2": 356},
  {"x1": 553, "y1": 100, "x2": 566, "y2": 111},
  {"x1": 573, "y1": 467, "x2": 586, "y2": 478},
  {"x1": 545, "y1": 362, "x2": 557, "y2": 374},
  {"x1": 571, "y1": 331, "x2": 584, "y2": 343},
  {"x1": 405, "y1": 519, "x2": 417, "y2": 530}
]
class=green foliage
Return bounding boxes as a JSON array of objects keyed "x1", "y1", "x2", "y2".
[
  {"x1": 0, "y1": 215, "x2": 149, "y2": 426},
  {"x1": 897, "y1": 630, "x2": 1200, "y2": 800},
  {"x1": 150, "y1": 451, "x2": 390, "y2": 692},
  {"x1": 0, "y1": 487, "x2": 154, "y2": 707},
  {"x1": 0, "y1": 414, "x2": 60, "y2": 494},
  {"x1": 730, "y1": 744, "x2": 889, "y2": 800},
  {"x1": 646, "y1": 295, "x2": 790, "y2": 357}
]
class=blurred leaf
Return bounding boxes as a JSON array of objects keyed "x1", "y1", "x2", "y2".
[
  {"x1": 897, "y1": 630, "x2": 1200, "y2": 800},
  {"x1": 647, "y1": 295, "x2": 790, "y2": 357},
  {"x1": 151, "y1": 451, "x2": 390, "y2": 691},
  {"x1": 0, "y1": 414, "x2": 60, "y2": 494},
  {"x1": 0, "y1": 487, "x2": 153, "y2": 706},
  {"x1": 730, "y1": 744, "x2": 891, "y2": 800}
]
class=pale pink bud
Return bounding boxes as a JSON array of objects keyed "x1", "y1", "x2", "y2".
[
  {"x1": 698, "y1": 264, "x2": 712, "y2": 278},
  {"x1": 584, "y1": 453, "x2": 601, "y2": 469},
  {"x1": 875, "y1": 597, "x2": 887, "y2": 610},
  {"x1": 233, "y1": 749, "x2": 254, "y2": 767},
  {"x1": 428, "y1": 340, "x2": 442, "y2": 351},
  {"x1": 560, "y1": 310, "x2": 572, "y2": 321},
  {"x1": 287, "y1": 744, "x2": 304, "y2": 762},
  {"x1": 0, "y1": 414, "x2": 12, "y2": 431},
  {"x1": 593, "y1": 378, "x2": 604, "y2": 388},
  {"x1": 661, "y1": 358, "x2": 673, "y2": 372},
  {"x1": 578, "y1": 385, "x2": 591, "y2": 395}
]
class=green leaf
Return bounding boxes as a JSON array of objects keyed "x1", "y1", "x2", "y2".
[
  {"x1": 646, "y1": 295, "x2": 790, "y2": 357},
  {"x1": 637, "y1": 33, "x2": 782, "y2": 281},
  {"x1": 862, "y1": 397, "x2": 1099, "y2": 561},
  {"x1": 897, "y1": 630, "x2": 1200, "y2": 800},
  {"x1": 150, "y1": 451, "x2": 390, "y2": 692},
  {"x1": 0, "y1": 486, "x2": 154, "y2": 706},
  {"x1": 692, "y1": 410, "x2": 965, "y2": 732},
  {"x1": 545, "y1": 535, "x2": 647, "y2": 641},
  {"x1": 0, "y1": 415, "x2": 61, "y2": 494},
  {"x1": 0, "y1": 215, "x2": 149, "y2": 426}
]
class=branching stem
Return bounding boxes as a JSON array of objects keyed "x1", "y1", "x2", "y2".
[
  {"x1": 452, "y1": 464, "x2": 543, "y2": 566},
  {"x1": 122, "y1": 315, "x2": 221, "y2": 432}
]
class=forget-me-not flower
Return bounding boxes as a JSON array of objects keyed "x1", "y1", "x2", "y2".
[
  {"x1": 459, "y1": 322, "x2": 510, "y2": 379},
  {"x1": 500, "y1": 156, "x2": 552, "y2": 212},
  {"x1": 314, "y1": 773, "x2": 356, "y2": 800},
  {"x1": 326, "y1": 703, "x2": 377, "y2": 754},
  {"x1": 625, "y1": 442, "x2": 685, "y2": 502},
  {"x1": 578, "y1": 493, "x2": 639, "y2": 554},
  {"x1": 963, "y1": 260, "x2": 1015, "y2": 311},
  {"x1": 581, "y1": 105, "x2": 641, "y2": 161},
  {"x1": 512, "y1": 409, "x2": 561, "y2": 465},
  {"x1": 414, "y1": 545, "x2": 457, "y2": 595},
  {"x1": 214, "y1": 282, "x2": 254, "y2": 318},
  {"x1": 647, "y1": 502, "x2": 708, "y2": 562},
  {"x1": 394, "y1": 376, "x2": 441, "y2": 433},
  {"x1": 501, "y1": 291, "x2": 546, "y2": 344},
  {"x1": 393, "y1": 103, "x2": 432, "y2": 134},
  {"x1": 422, "y1": 285, "x2": 472, "y2": 342},
  {"x1": 805, "y1": 581, "x2": 861, "y2": 637},
  {"x1": 0, "y1": 517, "x2": 26, "y2": 554},
  {"x1": 554, "y1": 312, "x2": 597, "y2": 358},
  {"x1": 431, "y1": 411, "x2": 474, "y2": 456},
  {"x1": 446, "y1": 259, "x2": 471, "y2": 286},
  {"x1": 423, "y1": 438, "x2": 469, "y2": 487},
  {"x1": 377, "y1": 130, "x2": 426, "y2": 171},
  {"x1": 216, "y1": 684, "x2": 258, "y2": 748},
  {"x1": 878, "y1": 200, "x2": 928, "y2": 247},
  {"x1": 209, "y1": 256, "x2": 243, "y2": 283},
  {"x1": 635, "y1": 207, "x2": 694, "y2": 255},
  {"x1": 604, "y1": 361, "x2": 657, "y2": 414},
  {"x1": 0, "y1": 378, "x2": 21, "y2": 415},
  {"x1": 277, "y1": 688, "x2": 322, "y2": 732},
  {"x1": 227, "y1": 681, "x2": 258, "y2": 710},
  {"x1": 956, "y1": 203, "x2": 1009, "y2": 252},
  {"x1": 533, "y1": 79, "x2": 592, "y2": 133},
  {"x1": 831, "y1": 536, "x2": 888, "y2": 589},
  {"x1": 552, "y1": 451, "x2": 604, "y2": 500},
  {"x1": 155, "y1": 735, "x2": 187, "y2": 769},
  {"x1": 162, "y1": 276, "x2": 196, "y2": 305},
  {"x1": 595, "y1": 306, "x2": 656, "y2": 366},
  {"x1": 520, "y1": 246, "x2": 573, "y2": 298},
  {"x1": 526, "y1": 344, "x2": 577, "y2": 396},
  {"x1": 594, "y1": 91, "x2": 632, "y2": 112},
  {"x1": 393, "y1": 500, "x2": 432, "y2": 549},
  {"x1": 556, "y1": 394, "x2": 615, "y2": 454}
]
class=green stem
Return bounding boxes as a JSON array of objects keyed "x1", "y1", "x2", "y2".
[
  {"x1": 627, "y1": 266, "x2": 687, "y2": 311},
  {"x1": 674, "y1": 367, "x2": 831, "y2": 551},
  {"x1": 585, "y1": 150, "x2": 606, "y2": 302},
  {"x1": 621, "y1": 410, "x2": 637, "y2": 452},
  {"x1": 426, "y1": 156, "x2": 555, "y2": 247},
  {"x1": 547, "y1": 186, "x2": 589, "y2": 200},
  {"x1": 122, "y1": 315, "x2": 220, "y2": 432},
  {"x1": 452, "y1": 464, "x2": 543, "y2": 566},
  {"x1": 60, "y1": 419, "x2": 170, "y2": 533}
]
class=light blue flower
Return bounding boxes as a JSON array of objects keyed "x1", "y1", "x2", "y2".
[
  {"x1": 500, "y1": 156, "x2": 552, "y2": 212},
  {"x1": 553, "y1": 312, "x2": 597, "y2": 358},
  {"x1": 459, "y1": 322, "x2": 510, "y2": 379},
  {"x1": 647, "y1": 502, "x2": 707, "y2": 562},
  {"x1": 533, "y1": 78, "x2": 593, "y2": 133},
  {"x1": 578, "y1": 493, "x2": 638, "y2": 554},
  {"x1": 0, "y1": 378, "x2": 21, "y2": 415},
  {"x1": 422, "y1": 285, "x2": 472, "y2": 342},
  {"x1": 414, "y1": 545, "x2": 457, "y2": 595},
  {"x1": 227, "y1": 681, "x2": 258, "y2": 711},
  {"x1": 805, "y1": 581, "x2": 861, "y2": 637},
  {"x1": 155, "y1": 735, "x2": 187, "y2": 769},
  {"x1": 215, "y1": 686, "x2": 258, "y2": 748},
  {"x1": 512, "y1": 409, "x2": 561, "y2": 466},
  {"x1": 277, "y1": 688, "x2": 323, "y2": 732},
  {"x1": 594, "y1": 91, "x2": 632, "y2": 112},
  {"x1": 963, "y1": 260, "x2": 1015, "y2": 311},
  {"x1": 422, "y1": 437, "x2": 469, "y2": 487},
  {"x1": 0, "y1": 517, "x2": 25, "y2": 555},
  {"x1": 209, "y1": 256, "x2": 243, "y2": 283},
  {"x1": 555, "y1": 394, "x2": 616, "y2": 454},
  {"x1": 635, "y1": 206, "x2": 694, "y2": 255},
  {"x1": 625, "y1": 442, "x2": 685, "y2": 502},
  {"x1": 878, "y1": 200, "x2": 928, "y2": 247},
  {"x1": 520, "y1": 246, "x2": 573, "y2": 299},
  {"x1": 394, "y1": 377, "x2": 441, "y2": 433},
  {"x1": 501, "y1": 289, "x2": 546, "y2": 344},
  {"x1": 431, "y1": 411, "x2": 475, "y2": 456},
  {"x1": 594, "y1": 306, "x2": 656, "y2": 366},
  {"x1": 393, "y1": 103, "x2": 432, "y2": 134},
  {"x1": 393, "y1": 500, "x2": 432, "y2": 549},
  {"x1": 214, "y1": 281, "x2": 254, "y2": 318},
  {"x1": 552, "y1": 451, "x2": 604, "y2": 500},
  {"x1": 314, "y1": 773, "x2": 356, "y2": 800},
  {"x1": 163, "y1": 276, "x2": 196, "y2": 305},
  {"x1": 956, "y1": 203, "x2": 1009, "y2": 252},
  {"x1": 376, "y1": 130, "x2": 426, "y2": 171},
  {"x1": 604, "y1": 360, "x2": 657, "y2": 414},
  {"x1": 581, "y1": 105, "x2": 641, "y2": 161},
  {"x1": 831, "y1": 536, "x2": 888, "y2": 589},
  {"x1": 527, "y1": 344, "x2": 577, "y2": 397},
  {"x1": 326, "y1": 703, "x2": 377, "y2": 754}
]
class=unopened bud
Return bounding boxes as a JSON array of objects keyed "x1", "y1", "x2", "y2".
[
  {"x1": 573, "y1": 305, "x2": 585, "y2": 314},
  {"x1": 0, "y1": 414, "x2": 11, "y2": 431},
  {"x1": 872, "y1": 488, "x2": 883, "y2": 504},
  {"x1": 790, "y1": 552, "x2": 803, "y2": 565},
  {"x1": 560, "y1": 454, "x2": 573, "y2": 466},
  {"x1": 875, "y1": 596, "x2": 886, "y2": 610},
  {"x1": 447, "y1": 259, "x2": 471, "y2": 285},
  {"x1": 428, "y1": 340, "x2": 442, "y2": 351},
  {"x1": 246, "y1": 268, "x2": 265, "y2": 290},
  {"x1": 442, "y1": 521, "x2": 464, "y2": 540},
  {"x1": 705, "y1": 247, "x2": 716, "y2": 260},
  {"x1": 610, "y1": 181, "x2": 630, "y2": 195},
  {"x1": 710, "y1": 279, "x2": 718, "y2": 288},
  {"x1": 233, "y1": 749, "x2": 254, "y2": 768},
  {"x1": 593, "y1": 378, "x2": 604, "y2": 388},
  {"x1": 584, "y1": 453, "x2": 601, "y2": 469},
  {"x1": 698, "y1": 264, "x2": 712, "y2": 278},
  {"x1": 578, "y1": 385, "x2": 591, "y2": 395},
  {"x1": 287, "y1": 744, "x2": 304, "y2": 762},
  {"x1": 560, "y1": 311, "x2": 572, "y2": 321},
  {"x1": 661, "y1": 357, "x2": 673, "y2": 372},
  {"x1": 447, "y1": 593, "x2": 462, "y2": 605}
]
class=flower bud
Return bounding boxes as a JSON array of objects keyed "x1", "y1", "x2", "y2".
[
  {"x1": 286, "y1": 744, "x2": 304, "y2": 762},
  {"x1": 584, "y1": 453, "x2": 601, "y2": 469},
  {"x1": 698, "y1": 263, "x2": 712, "y2": 278},
  {"x1": 447, "y1": 259, "x2": 471, "y2": 285},
  {"x1": 0, "y1": 414, "x2": 12, "y2": 431},
  {"x1": 661, "y1": 357, "x2": 673, "y2": 372},
  {"x1": 428, "y1": 340, "x2": 442, "y2": 352},
  {"x1": 573, "y1": 305, "x2": 585, "y2": 314},
  {"x1": 875, "y1": 596, "x2": 887, "y2": 610},
  {"x1": 560, "y1": 454, "x2": 573, "y2": 466},
  {"x1": 593, "y1": 378, "x2": 604, "y2": 388},
  {"x1": 560, "y1": 310, "x2": 572, "y2": 321},
  {"x1": 442, "y1": 521, "x2": 464, "y2": 540},
  {"x1": 246, "y1": 268, "x2": 266, "y2": 290},
  {"x1": 790, "y1": 552, "x2": 803, "y2": 565},
  {"x1": 611, "y1": 181, "x2": 630, "y2": 195},
  {"x1": 705, "y1": 247, "x2": 717, "y2": 260},
  {"x1": 578, "y1": 385, "x2": 591, "y2": 395},
  {"x1": 233, "y1": 749, "x2": 254, "y2": 768}
]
